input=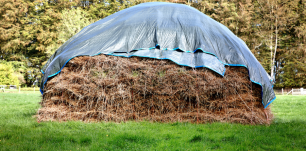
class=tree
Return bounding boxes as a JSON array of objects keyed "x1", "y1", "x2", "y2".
[
  {"x1": 86, "y1": 0, "x2": 137, "y2": 21},
  {"x1": 0, "y1": 0, "x2": 29, "y2": 60},
  {"x1": 46, "y1": 7, "x2": 94, "y2": 57},
  {"x1": 253, "y1": 0, "x2": 299, "y2": 78},
  {"x1": 19, "y1": 0, "x2": 74, "y2": 86},
  {"x1": 0, "y1": 62, "x2": 20, "y2": 86}
]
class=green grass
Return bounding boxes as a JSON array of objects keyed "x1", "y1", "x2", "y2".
[
  {"x1": 2, "y1": 87, "x2": 40, "y2": 92},
  {"x1": 272, "y1": 95, "x2": 306, "y2": 122},
  {"x1": 0, "y1": 94, "x2": 306, "y2": 150}
]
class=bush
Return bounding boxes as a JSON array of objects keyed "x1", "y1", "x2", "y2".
[
  {"x1": 0, "y1": 63, "x2": 19, "y2": 86},
  {"x1": 20, "y1": 88, "x2": 40, "y2": 91}
]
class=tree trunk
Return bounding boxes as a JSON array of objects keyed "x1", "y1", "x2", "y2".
[{"x1": 271, "y1": 5, "x2": 278, "y2": 79}]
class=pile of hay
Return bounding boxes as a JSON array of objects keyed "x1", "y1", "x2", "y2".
[{"x1": 37, "y1": 54, "x2": 272, "y2": 124}]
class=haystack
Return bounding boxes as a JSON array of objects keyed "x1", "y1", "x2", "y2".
[
  {"x1": 39, "y1": 2, "x2": 275, "y2": 124},
  {"x1": 38, "y1": 54, "x2": 272, "y2": 124}
]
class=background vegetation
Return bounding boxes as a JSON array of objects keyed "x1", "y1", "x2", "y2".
[
  {"x1": 0, "y1": 93, "x2": 305, "y2": 150},
  {"x1": 0, "y1": 0, "x2": 305, "y2": 88},
  {"x1": 0, "y1": 63, "x2": 20, "y2": 86}
]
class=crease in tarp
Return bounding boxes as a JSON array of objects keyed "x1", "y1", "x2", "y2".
[{"x1": 40, "y1": 46, "x2": 275, "y2": 108}]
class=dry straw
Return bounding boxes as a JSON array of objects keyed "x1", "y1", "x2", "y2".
[{"x1": 37, "y1": 54, "x2": 272, "y2": 124}]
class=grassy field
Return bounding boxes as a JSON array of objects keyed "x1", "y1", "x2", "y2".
[
  {"x1": 1, "y1": 88, "x2": 40, "y2": 92},
  {"x1": 0, "y1": 93, "x2": 305, "y2": 151}
]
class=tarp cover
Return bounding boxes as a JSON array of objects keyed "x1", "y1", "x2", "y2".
[{"x1": 40, "y1": 2, "x2": 276, "y2": 108}]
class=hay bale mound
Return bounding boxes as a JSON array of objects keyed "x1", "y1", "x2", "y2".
[{"x1": 38, "y1": 55, "x2": 272, "y2": 124}]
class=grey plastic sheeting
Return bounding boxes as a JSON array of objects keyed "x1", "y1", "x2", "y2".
[{"x1": 40, "y1": 2, "x2": 276, "y2": 108}]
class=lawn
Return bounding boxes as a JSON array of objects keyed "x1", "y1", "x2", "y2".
[{"x1": 0, "y1": 93, "x2": 305, "y2": 150}]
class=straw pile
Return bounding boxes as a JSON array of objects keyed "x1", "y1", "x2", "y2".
[{"x1": 37, "y1": 54, "x2": 272, "y2": 124}]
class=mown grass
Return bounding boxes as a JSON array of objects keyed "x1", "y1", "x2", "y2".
[
  {"x1": 272, "y1": 95, "x2": 306, "y2": 122},
  {"x1": 2, "y1": 88, "x2": 40, "y2": 92},
  {"x1": 0, "y1": 93, "x2": 305, "y2": 150}
]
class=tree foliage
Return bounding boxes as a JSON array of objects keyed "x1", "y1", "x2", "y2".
[
  {"x1": 46, "y1": 7, "x2": 94, "y2": 57},
  {"x1": 0, "y1": 0, "x2": 29, "y2": 57},
  {"x1": 0, "y1": 62, "x2": 20, "y2": 86}
]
